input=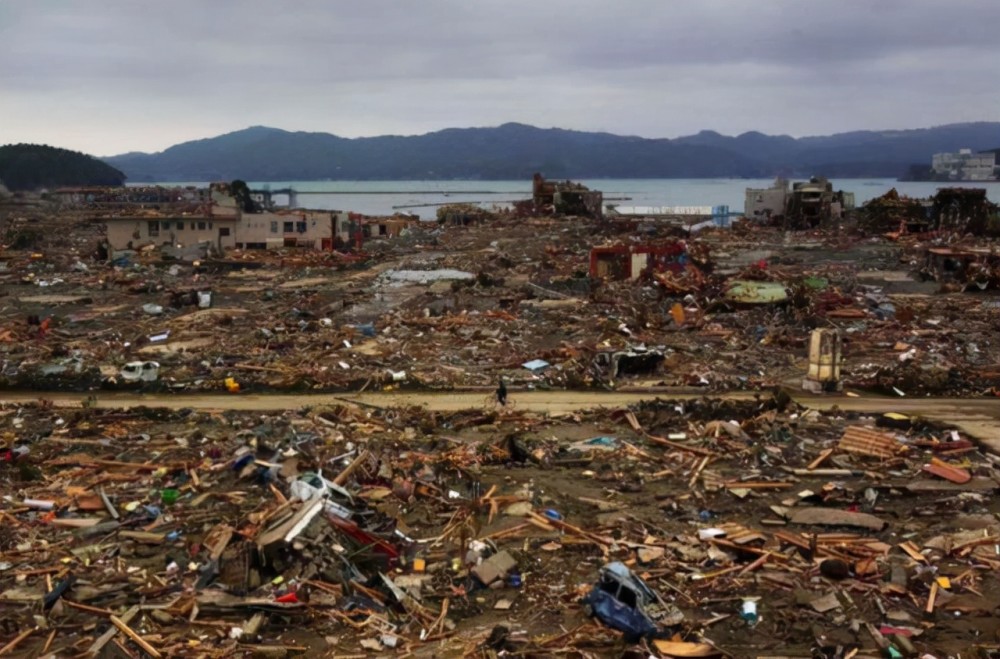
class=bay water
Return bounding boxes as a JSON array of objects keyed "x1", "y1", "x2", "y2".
[{"x1": 152, "y1": 178, "x2": 1000, "y2": 219}]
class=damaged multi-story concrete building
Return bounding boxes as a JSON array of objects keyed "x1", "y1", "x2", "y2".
[
  {"x1": 76, "y1": 183, "x2": 359, "y2": 255},
  {"x1": 517, "y1": 173, "x2": 603, "y2": 219},
  {"x1": 745, "y1": 177, "x2": 855, "y2": 228}
]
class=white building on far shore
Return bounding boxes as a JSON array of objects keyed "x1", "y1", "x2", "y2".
[{"x1": 931, "y1": 149, "x2": 997, "y2": 181}]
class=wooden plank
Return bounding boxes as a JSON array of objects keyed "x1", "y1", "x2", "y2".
[
  {"x1": 788, "y1": 507, "x2": 886, "y2": 532},
  {"x1": 86, "y1": 606, "x2": 140, "y2": 657},
  {"x1": 118, "y1": 530, "x2": 166, "y2": 544},
  {"x1": 645, "y1": 434, "x2": 714, "y2": 457},
  {"x1": 98, "y1": 487, "x2": 119, "y2": 520},
  {"x1": 111, "y1": 614, "x2": 162, "y2": 658},
  {"x1": 723, "y1": 481, "x2": 794, "y2": 490},
  {"x1": 63, "y1": 600, "x2": 113, "y2": 617},
  {"x1": 925, "y1": 581, "x2": 939, "y2": 615},
  {"x1": 624, "y1": 410, "x2": 642, "y2": 432},
  {"x1": 49, "y1": 518, "x2": 103, "y2": 528},
  {"x1": 807, "y1": 448, "x2": 835, "y2": 470},
  {"x1": 952, "y1": 535, "x2": 1000, "y2": 557},
  {"x1": 332, "y1": 450, "x2": 370, "y2": 486},
  {"x1": 0, "y1": 627, "x2": 36, "y2": 656},
  {"x1": 898, "y1": 541, "x2": 928, "y2": 564}
]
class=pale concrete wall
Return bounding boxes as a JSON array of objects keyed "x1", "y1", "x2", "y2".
[
  {"x1": 105, "y1": 218, "x2": 237, "y2": 250},
  {"x1": 745, "y1": 184, "x2": 787, "y2": 218},
  {"x1": 236, "y1": 210, "x2": 341, "y2": 249},
  {"x1": 334, "y1": 214, "x2": 353, "y2": 243}
]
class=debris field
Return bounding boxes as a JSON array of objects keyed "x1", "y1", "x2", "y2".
[{"x1": 2, "y1": 187, "x2": 1000, "y2": 658}]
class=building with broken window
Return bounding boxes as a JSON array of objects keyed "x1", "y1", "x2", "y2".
[
  {"x1": 96, "y1": 183, "x2": 351, "y2": 255},
  {"x1": 744, "y1": 177, "x2": 855, "y2": 228}
]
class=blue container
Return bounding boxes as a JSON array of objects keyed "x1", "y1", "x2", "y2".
[{"x1": 507, "y1": 571, "x2": 522, "y2": 588}]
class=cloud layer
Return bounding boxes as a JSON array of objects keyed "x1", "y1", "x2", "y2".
[{"x1": 2, "y1": 1, "x2": 998, "y2": 155}]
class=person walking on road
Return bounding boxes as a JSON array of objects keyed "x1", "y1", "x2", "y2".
[{"x1": 496, "y1": 378, "x2": 508, "y2": 407}]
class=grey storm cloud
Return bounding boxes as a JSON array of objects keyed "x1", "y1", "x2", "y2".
[{"x1": 1, "y1": 0, "x2": 999, "y2": 155}]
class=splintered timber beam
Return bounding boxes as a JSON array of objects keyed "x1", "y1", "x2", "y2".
[{"x1": 111, "y1": 612, "x2": 162, "y2": 658}]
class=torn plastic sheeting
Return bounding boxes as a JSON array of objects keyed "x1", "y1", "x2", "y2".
[
  {"x1": 289, "y1": 474, "x2": 354, "y2": 519},
  {"x1": 120, "y1": 361, "x2": 160, "y2": 383},
  {"x1": 291, "y1": 471, "x2": 354, "y2": 503},
  {"x1": 349, "y1": 323, "x2": 376, "y2": 337},
  {"x1": 568, "y1": 436, "x2": 618, "y2": 452},
  {"x1": 385, "y1": 269, "x2": 474, "y2": 284},
  {"x1": 522, "y1": 359, "x2": 550, "y2": 372}
]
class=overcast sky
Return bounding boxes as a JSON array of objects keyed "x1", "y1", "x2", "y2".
[{"x1": 2, "y1": 0, "x2": 998, "y2": 156}]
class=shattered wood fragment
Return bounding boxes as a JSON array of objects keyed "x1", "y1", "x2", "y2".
[
  {"x1": 737, "y1": 553, "x2": 770, "y2": 576},
  {"x1": 97, "y1": 487, "x2": 119, "y2": 520},
  {"x1": 951, "y1": 535, "x2": 1000, "y2": 557},
  {"x1": 63, "y1": 599, "x2": 113, "y2": 617},
  {"x1": 838, "y1": 426, "x2": 906, "y2": 460},
  {"x1": 787, "y1": 507, "x2": 887, "y2": 532},
  {"x1": 50, "y1": 517, "x2": 102, "y2": 528},
  {"x1": 925, "y1": 581, "x2": 939, "y2": 615},
  {"x1": 688, "y1": 455, "x2": 710, "y2": 488},
  {"x1": 333, "y1": 450, "x2": 371, "y2": 486},
  {"x1": 243, "y1": 612, "x2": 266, "y2": 637},
  {"x1": 111, "y1": 614, "x2": 162, "y2": 658},
  {"x1": 723, "y1": 481, "x2": 793, "y2": 490},
  {"x1": 645, "y1": 433, "x2": 715, "y2": 457},
  {"x1": 0, "y1": 627, "x2": 36, "y2": 656},
  {"x1": 624, "y1": 410, "x2": 642, "y2": 433},
  {"x1": 922, "y1": 457, "x2": 972, "y2": 484},
  {"x1": 118, "y1": 530, "x2": 166, "y2": 544},
  {"x1": 526, "y1": 511, "x2": 609, "y2": 547},
  {"x1": 898, "y1": 541, "x2": 929, "y2": 564},
  {"x1": 905, "y1": 478, "x2": 998, "y2": 493},
  {"x1": 807, "y1": 448, "x2": 835, "y2": 470},
  {"x1": 205, "y1": 524, "x2": 235, "y2": 561}
]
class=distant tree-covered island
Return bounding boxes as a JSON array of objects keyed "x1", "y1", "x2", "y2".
[{"x1": 0, "y1": 143, "x2": 126, "y2": 191}]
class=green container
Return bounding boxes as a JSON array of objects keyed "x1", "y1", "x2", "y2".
[{"x1": 160, "y1": 488, "x2": 179, "y2": 505}]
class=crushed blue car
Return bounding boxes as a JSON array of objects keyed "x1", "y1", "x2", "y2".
[{"x1": 581, "y1": 561, "x2": 682, "y2": 642}]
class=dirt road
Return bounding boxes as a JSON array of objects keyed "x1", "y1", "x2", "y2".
[{"x1": 3, "y1": 389, "x2": 998, "y2": 451}]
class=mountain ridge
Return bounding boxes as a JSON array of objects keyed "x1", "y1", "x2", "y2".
[
  {"x1": 102, "y1": 122, "x2": 1000, "y2": 182},
  {"x1": 0, "y1": 143, "x2": 126, "y2": 191}
]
